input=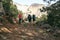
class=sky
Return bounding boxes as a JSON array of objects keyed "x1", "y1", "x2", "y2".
[
  {"x1": 13, "y1": 0, "x2": 58, "y2": 6},
  {"x1": 13, "y1": 0, "x2": 49, "y2": 5}
]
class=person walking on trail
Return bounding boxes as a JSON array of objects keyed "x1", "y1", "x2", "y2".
[
  {"x1": 18, "y1": 13, "x2": 22, "y2": 24},
  {"x1": 32, "y1": 14, "x2": 36, "y2": 22},
  {"x1": 28, "y1": 14, "x2": 32, "y2": 22}
]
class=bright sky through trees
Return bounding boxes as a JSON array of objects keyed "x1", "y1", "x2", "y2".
[
  {"x1": 13, "y1": 0, "x2": 58, "y2": 6},
  {"x1": 13, "y1": 0, "x2": 44, "y2": 5}
]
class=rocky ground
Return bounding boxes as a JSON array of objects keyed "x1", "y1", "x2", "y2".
[{"x1": 0, "y1": 23, "x2": 60, "y2": 40}]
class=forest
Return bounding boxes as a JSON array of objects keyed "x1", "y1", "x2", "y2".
[{"x1": 0, "y1": 0, "x2": 60, "y2": 40}]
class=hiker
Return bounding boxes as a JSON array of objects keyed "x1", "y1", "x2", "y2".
[
  {"x1": 27, "y1": 14, "x2": 32, "y2": 22},
  {"x1": 32, "y1": 14, "x2": 36, "y2": 22},
  {"x1": 18, "y1": 13, "x2": 22, "y2": 24}
]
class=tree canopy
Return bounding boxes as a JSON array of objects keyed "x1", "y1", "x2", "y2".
[
  {"x1": 43, "y1": 0, "x2": 60, "y2": 27},
  {"x1": 2, "y1": 0, "x2": 18, "y2": 23}
]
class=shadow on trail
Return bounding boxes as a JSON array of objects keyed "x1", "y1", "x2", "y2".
[{"x1": 0, "y1": 23, "x2": 58, "y2": 40}]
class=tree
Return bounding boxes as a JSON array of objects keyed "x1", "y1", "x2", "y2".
[
  {"x1": 43, "y1": 0, "x2": 60, "y2": 27},
  {"x1": 43, "y1": 0, "x2": 56, "y2": 4},
  {"x1": 2, "y1": 0, "x2": 18, "y2": 23},
  {"x1": 2, "y1": 0, "x2": 12, "y2": 16},
  {"x1": 10, "y1": 4, "x2": 18, "y2": 18},
  {"x1": 40, "y1": 14, "x2": 47, "y2": 21}
]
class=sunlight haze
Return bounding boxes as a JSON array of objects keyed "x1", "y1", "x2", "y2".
[{"x1": 13, "y1": 0, "x2": 47, "y2": 5}]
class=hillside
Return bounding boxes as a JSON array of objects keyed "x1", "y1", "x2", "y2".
[{"x1": 13, "y1": 2, "x2": 47, "y2": 18}]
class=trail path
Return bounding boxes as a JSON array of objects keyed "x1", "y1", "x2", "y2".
[{"x1": 0, "y1": 23, "x2": 60, "y2": 40}]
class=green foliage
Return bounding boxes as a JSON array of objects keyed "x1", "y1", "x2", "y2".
[
  {"x1": 36, "y1": 14, "x2": 47, "y2": 26},
  {"x1": 2, "y1": 0, "x2": 11, "y2": 14},
  {"x1": 46, "y1": 1, "x2": 60, "y2": 27},
  {"x1": 42, "y1": 0, "x2": 60, "y2": 27},
  {"x1": 2, "y1": 0, "x2": 18, "y2": 23},
  {"x1": 10, "y1": 4, "x2": 18, "y2": 18},
  {"x1": 6, "y1": 17, "x2": 14, "y2": 23},
  {"x1": 40, "y1": 14, "x2": 47, "y2": 21},
  {"x1": 43, "y1": 0, "x2": 56, "y2": 4}
]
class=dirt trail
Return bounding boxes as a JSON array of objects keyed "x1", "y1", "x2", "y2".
[{"x1": 0, "y1": 23, "x2": 60, "y2": 40}]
